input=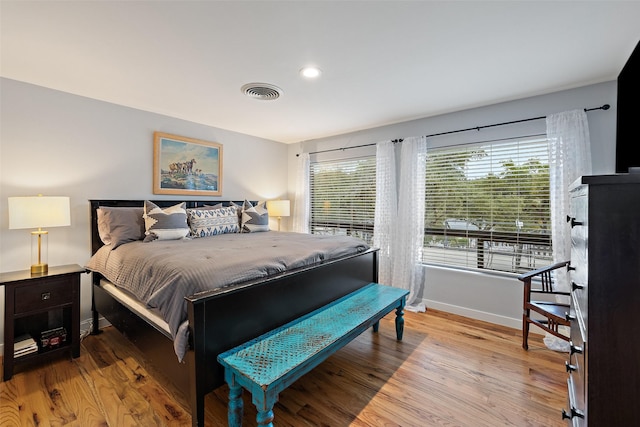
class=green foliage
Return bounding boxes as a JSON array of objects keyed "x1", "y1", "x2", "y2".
[{"x1": 426, "y1": 149, "x2": 550, "y2": 234}]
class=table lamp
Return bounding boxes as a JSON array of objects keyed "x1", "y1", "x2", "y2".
[
  {"x1": 8, "y1": 195, "x2": 71, "y2": 274},
  {"x1": 266, "y1": 200, "x2": 290, "y2": 231}
]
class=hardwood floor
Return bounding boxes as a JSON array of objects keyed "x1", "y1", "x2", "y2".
[{"x1": 0, "y1": 309, "x2": 567, "y2": 426}]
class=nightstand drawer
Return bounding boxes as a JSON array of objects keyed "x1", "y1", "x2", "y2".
[{"x1": 14, "y1": 278, "x2": 73, "y2": 314}]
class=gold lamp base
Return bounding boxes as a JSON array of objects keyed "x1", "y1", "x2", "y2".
[
  {"x1": 31, "y1": 263, "x2": 48, "y2": 275},
  {"x1": 30, "y1": 229, "x2": 49, "y2": 275}
]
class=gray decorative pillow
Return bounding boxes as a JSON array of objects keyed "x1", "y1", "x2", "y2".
[
  {"x1": 187, "y1": 206, "x2": 239, "y2": 237},
  {"x1": 97, "y1": 207, "x2": 145, "y2": 248},
  {"x1": 143, "y1": 201, "x2": 190, "y2": 242},
  {"x1": 240, "y1": 200, "x2": 270, "y2": 232}
]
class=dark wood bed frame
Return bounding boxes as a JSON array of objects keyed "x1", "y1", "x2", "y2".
[{"x1": 89, "y1": 200, "x2": 379, "y2": 426}]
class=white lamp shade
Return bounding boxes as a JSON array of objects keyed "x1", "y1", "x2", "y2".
[
  {"x1": 8, "y1": 196, "x2": 71, "y2": 229},
  {"x1": 266, "y1": 199, "x2": 290, "y2": 217}
]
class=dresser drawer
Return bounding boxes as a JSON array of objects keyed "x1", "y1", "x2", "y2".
[
  {"x1": 569, "y1": 325, "x2": 585, "y2": 409},
  {"x1": 565, "y1": 375, "x2": 586, "y2": 426},
  {"x1": 13, "y1": 278, "x2": 73, "y2": 315}
]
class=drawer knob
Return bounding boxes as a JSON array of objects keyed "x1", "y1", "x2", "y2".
[
  {"x1": 565, "y1": 361, "x2": 577, "y2": 372},
  {"x1": 571, "y1": 281, "x2": 584, "y2": 291},
  {"x1": 562, "y1": 407, "x2": 585, "y2": 419},
  {"x1": 570, "y1": 342, "x2": 583, "y2": 355},
  {"x1": 566, "y1": 215, "x2": 584, "y2": 228},
  {"x1": 567, "y1": 263, "x2": 576, "y2": 272},
  {"x1": 41, "y1": 292, "x2": 51, "y2": 300}
]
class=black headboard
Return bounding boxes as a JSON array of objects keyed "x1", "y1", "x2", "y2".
[{"x1": 89, "y1": 199, "x2": 255, "y2": 255}]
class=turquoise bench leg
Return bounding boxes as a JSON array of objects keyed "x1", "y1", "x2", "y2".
[
  {"x1": 227, "y1": 378, "x2": 243, "y2": 427},
  {"x1": 256, "y1": 409, "x2": 274, "y2": 427},
  {"x1": 374, "y1": 296, "x2": 405, "y2": 339},
  {"x1": 252, "y1": 391, "x2": 276, "y2": 427},
  {"x1": 395, "y1": 297, "x2": 406, "y2": 340}
]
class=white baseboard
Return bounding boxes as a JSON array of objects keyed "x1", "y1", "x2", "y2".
[{"x1": 422, "y1": 299, "x2": 521, "y2": 330}]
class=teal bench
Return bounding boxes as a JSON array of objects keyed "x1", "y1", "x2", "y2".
[{"x1": 217, "y1": 282, "x2": 409, "y2": 427}]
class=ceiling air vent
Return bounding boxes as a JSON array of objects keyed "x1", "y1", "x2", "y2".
[{"x1": 241, "y1": 83, "x2": 282, "y2": 100}]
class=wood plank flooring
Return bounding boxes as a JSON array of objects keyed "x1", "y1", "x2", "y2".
[{"x1": 0, "y1": 309, "x2": 567, "y2": 426}]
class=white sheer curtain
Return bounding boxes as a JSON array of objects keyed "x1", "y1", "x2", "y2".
[
  {"x1": 292, "y1": 153, "x2": 310, "y2": 233},
  {"x1": 394, "y1": 136, "x2": 427, "y2": 312},
  {"x1": 545, "y1": 109, "x2": 591, "y2": 350},
  {"x1": 373, "y1": 141, "x2": 397, "y2": 287},
  {"x1": 373, "y1": 137, "x2": 427, "y2": 312},
  {"x1": 547, "y1": 110, "x2": 592, "y2": 289}
]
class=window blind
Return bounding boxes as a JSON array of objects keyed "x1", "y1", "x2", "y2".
[
  {"x1": 423, "y1": 136, "x2": 552, "y2": 274},
  {"x1": 309, "y1": 157, "x2": 376, "y2": 244}
]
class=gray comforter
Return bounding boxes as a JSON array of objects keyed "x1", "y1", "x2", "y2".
[{"x1": 86, "y1": 231, "x2": 369, "y2": 357}]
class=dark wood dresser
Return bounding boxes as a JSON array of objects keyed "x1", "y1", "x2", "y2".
[{"x1": 565, "y1": 174, "x2": 640, "y2": 426}]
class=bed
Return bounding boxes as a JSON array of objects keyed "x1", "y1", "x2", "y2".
[{"x1": 87, "y1": 199, "x2": 379, "y2": 426}]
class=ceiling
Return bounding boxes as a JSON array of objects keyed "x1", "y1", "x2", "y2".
[{"x1": 2, "y1": 1, "x2": 639, "y2": 144}]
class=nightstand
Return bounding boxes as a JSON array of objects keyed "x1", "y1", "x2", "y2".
[{"x1": 1, "y1": 264, "x2": 84, "y2": 381}]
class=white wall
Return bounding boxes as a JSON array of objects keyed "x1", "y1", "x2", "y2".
[
  {"x1": 288, "y1": 81, "x2": 618, "y2": 329},
  {"x1": 0, "y1": 78, "x2": 289, "y2": 346}
]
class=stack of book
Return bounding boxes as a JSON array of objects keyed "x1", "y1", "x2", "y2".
[{"x1": 14, "y1": 335, "x2": 38, "y2": 358}]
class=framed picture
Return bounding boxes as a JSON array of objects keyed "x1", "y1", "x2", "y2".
[{"x1": 153, "y1": 132, "x2": 223, "y2": 196}]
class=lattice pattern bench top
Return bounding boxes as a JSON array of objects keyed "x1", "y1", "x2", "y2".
[{"x1": 218, "y1": 283, "x2": 408, "y2": 389}]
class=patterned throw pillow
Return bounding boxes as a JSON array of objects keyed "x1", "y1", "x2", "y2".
[
  {"x1": 188, "y1": 206, "x2": 239, "y2": 237},
  {"x1": 143, "y1": 201, "x2": 190, "y2": 242},
  {"x1": 240, "y1": 200, "x2": 270, "y2": 232}
]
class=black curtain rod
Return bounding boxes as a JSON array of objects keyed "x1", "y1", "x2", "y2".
[{"x1": 296, "y1": 104, "x2": 610, "y2": 157}]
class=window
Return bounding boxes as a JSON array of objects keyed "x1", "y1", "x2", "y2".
[
  {"x1": 309, "y1": 157, "x2": 376, "y2": 244},
  {"x1": 423, "y1": 137, "x2": 552, "y2": 274}
]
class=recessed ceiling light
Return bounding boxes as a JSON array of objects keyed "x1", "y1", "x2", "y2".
[{"x1": 300, "y1": 67, "x2": 322, "y2": 79}]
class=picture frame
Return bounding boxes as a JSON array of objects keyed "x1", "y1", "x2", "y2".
[{"x1": 153, "y1": 132, "x2": 223, "y2": 196}]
